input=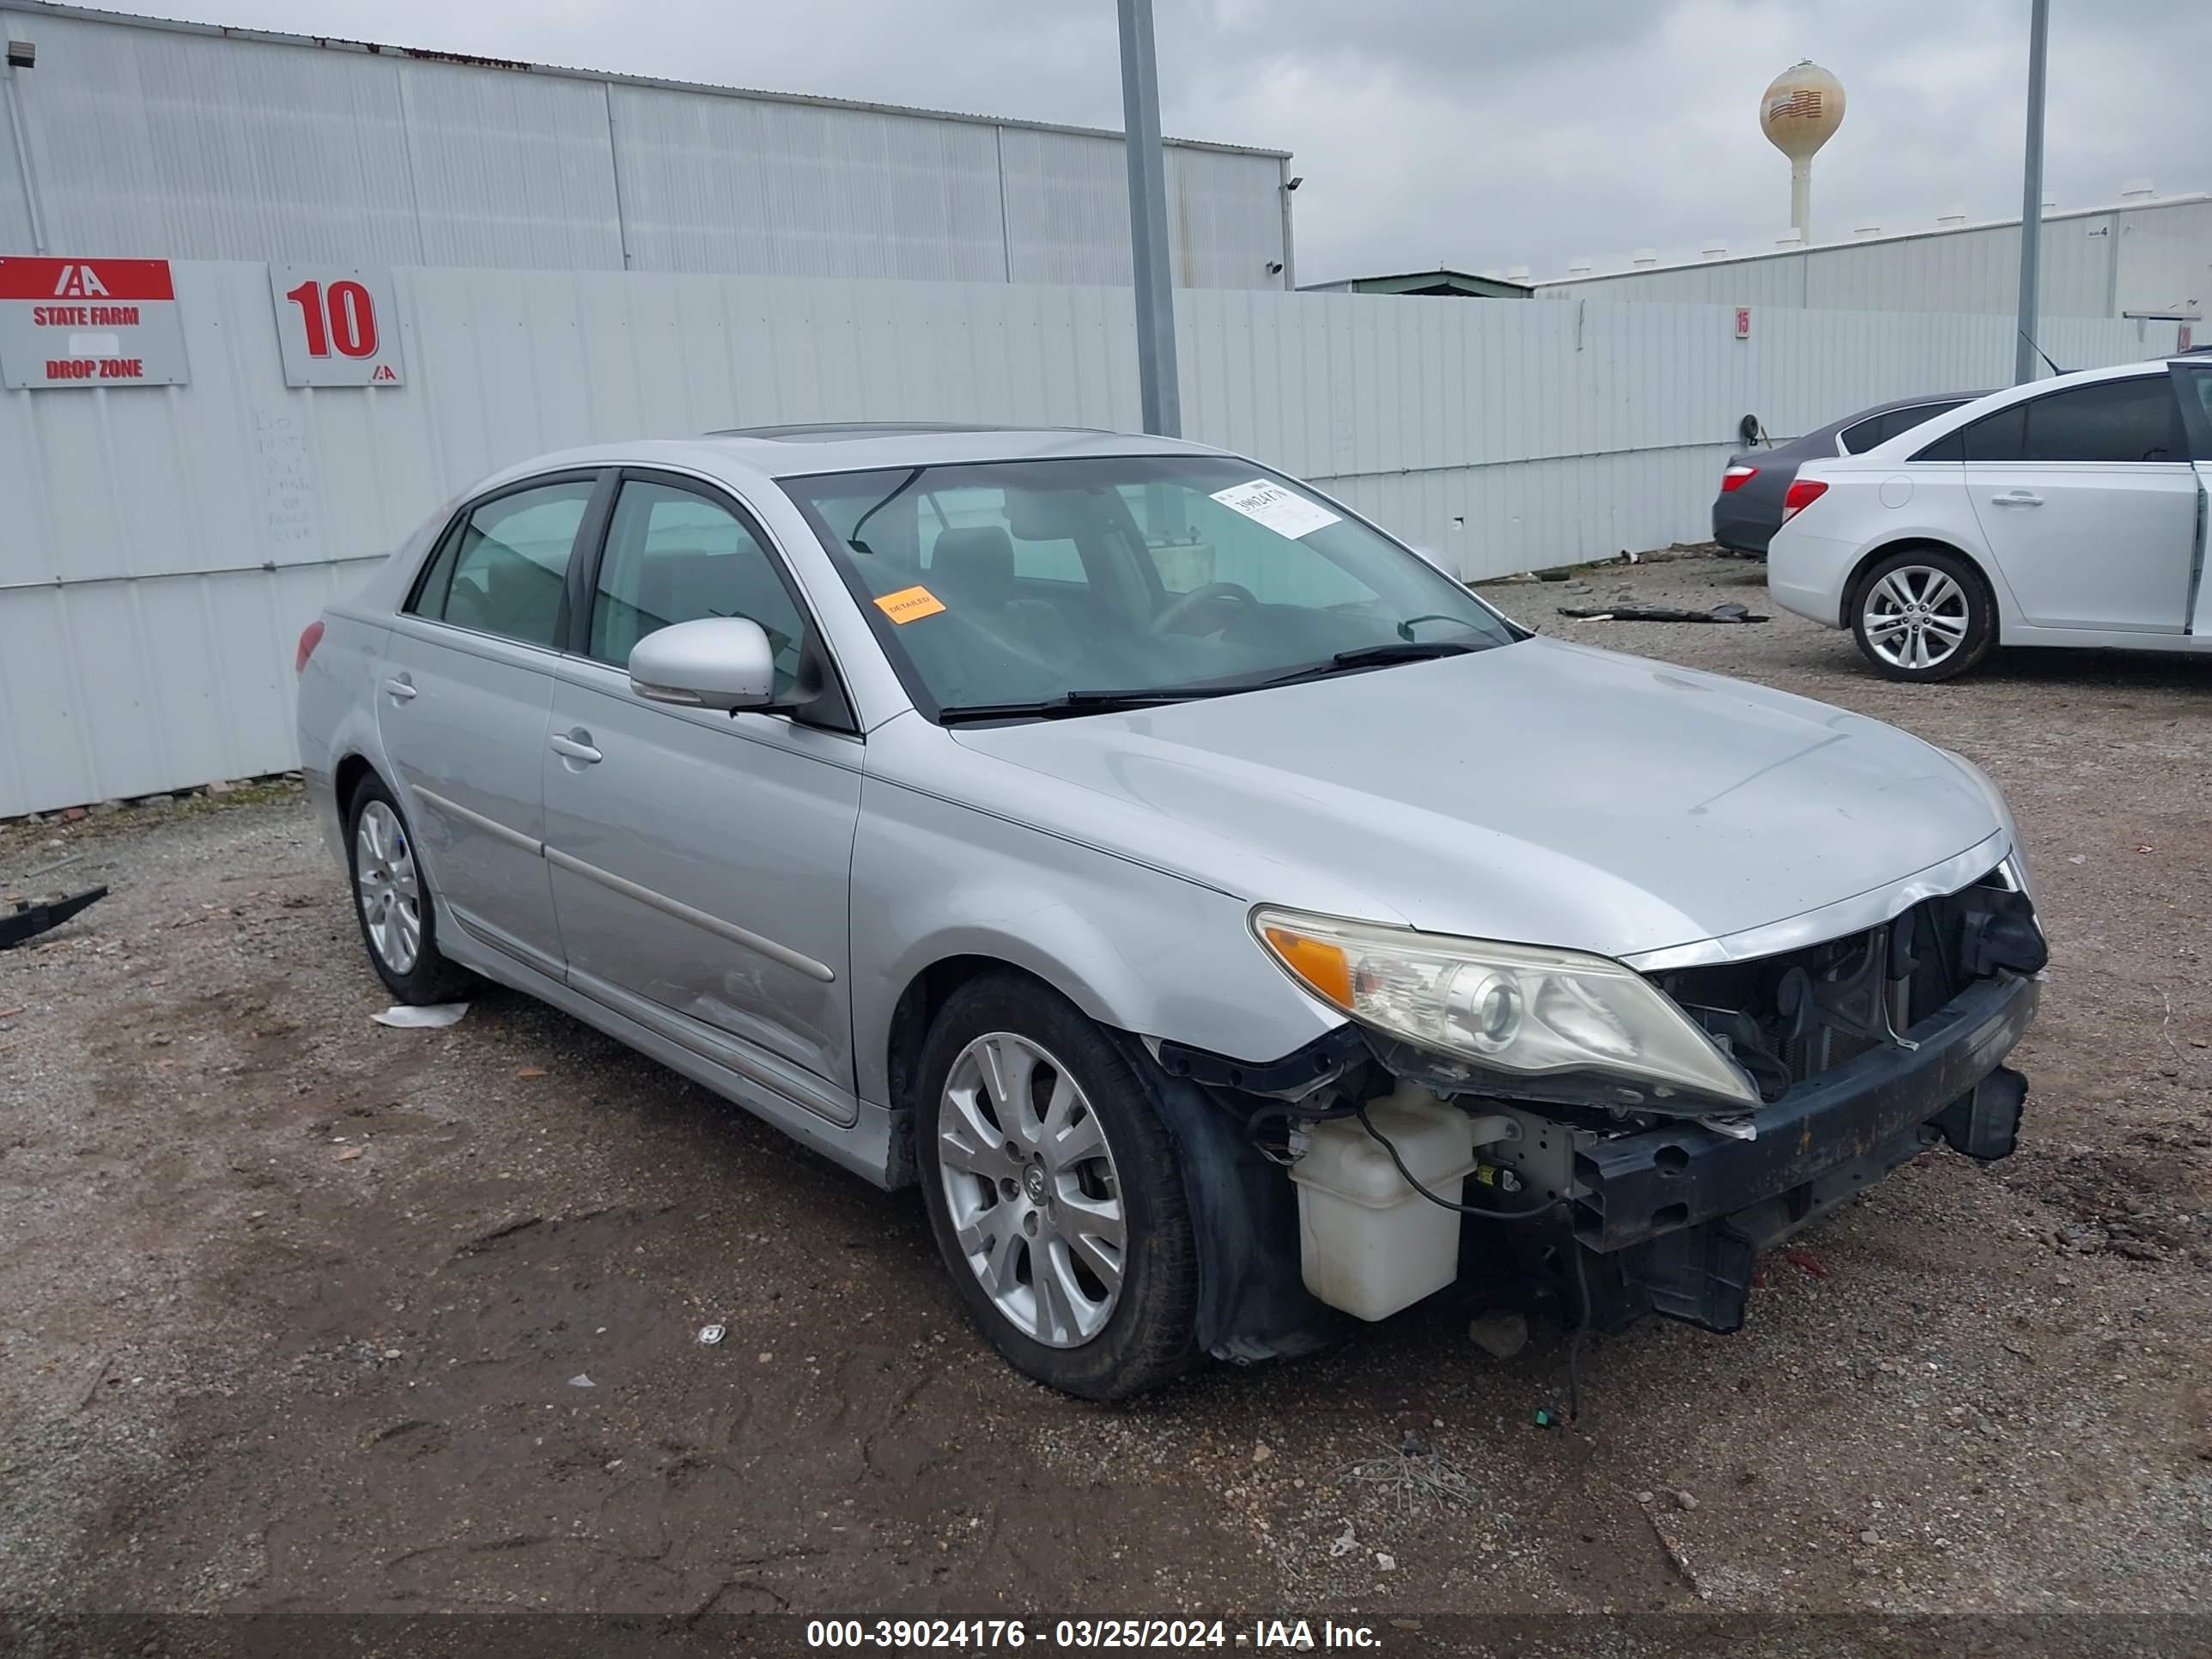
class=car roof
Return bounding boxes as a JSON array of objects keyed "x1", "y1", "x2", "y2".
[
  {"x1": 1771, "y1": 390, "x2": 1991, "y2": 453},
  {"x1": 473, "y1": 424, "x2": 1224, "y2": 491},
  {"x1": 1841, "y1": 390, "x2": 1991, "y2": 422},
  {"x1": 1826, "y1": 356, "x2": 2195, "y2": 462}
]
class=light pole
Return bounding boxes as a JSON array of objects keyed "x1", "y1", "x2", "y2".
[
  {"x1": 2014, "y1": 0, "x2": 2050, "y2": 385},
  {"x1": 1117, "y1": 0, "x2": 1181, "y2": 435}
]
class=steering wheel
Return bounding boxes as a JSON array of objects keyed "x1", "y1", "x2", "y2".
[{"x1": 1149, "y1": 580, "x2": 1261, "y2": 635}]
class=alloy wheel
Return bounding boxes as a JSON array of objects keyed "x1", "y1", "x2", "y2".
[
  {"x1": 936, "y1": 1032, "x2": 1126, "y2": 1349},
  {"x1": 1862, "y1": 564, "x2": 1971, "y2": 672},
  {"x1": 354, "y1": 799, "x2": 423, "y2": 975}
]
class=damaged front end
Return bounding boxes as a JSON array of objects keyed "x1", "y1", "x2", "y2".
[{"x1": 1154, "y1": 861, "x2": 2047, "y2": 1359}]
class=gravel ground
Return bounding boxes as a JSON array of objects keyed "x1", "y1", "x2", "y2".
[{"x1": 2, "y1": 552, "x2": 2208, "y2": 1636}]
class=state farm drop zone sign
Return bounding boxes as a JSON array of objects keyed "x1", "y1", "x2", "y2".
[{"x1": 0, "y1": 258, "x2": 191, "y2": 389}]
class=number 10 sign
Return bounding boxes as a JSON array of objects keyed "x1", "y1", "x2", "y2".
[{"x1": 267, "y1": 264, "x2": 404, "y2": 387}]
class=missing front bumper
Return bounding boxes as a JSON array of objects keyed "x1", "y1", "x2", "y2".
[{"x1": 1573, "y1": 972, "x2": 2037, "y2": 1333}]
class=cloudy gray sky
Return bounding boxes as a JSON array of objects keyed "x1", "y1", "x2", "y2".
[{"x1": 141, "y1": 0, "x2": 2212, "y2": 283}]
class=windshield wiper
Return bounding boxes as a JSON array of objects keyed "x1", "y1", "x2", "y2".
[
  {"x1": 1255, "y1": 637, "x2": 1487, "y2": 686},
  {"x1": 938, "y1": 641, "x2": 1494, "y2": 724},
  {"x1": 935, "y1": 684, "x2": 1260, "y2": 726}
]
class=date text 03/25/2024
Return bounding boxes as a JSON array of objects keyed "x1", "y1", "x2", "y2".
[{"x1": 805, "y1": 1620, "x2": 1385, "y2": 1650}]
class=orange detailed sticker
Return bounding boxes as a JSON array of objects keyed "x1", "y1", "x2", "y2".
[{"x1": 874, "y1": 584, "x2": 947, "y2": 624}]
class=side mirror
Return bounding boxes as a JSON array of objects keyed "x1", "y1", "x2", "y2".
[{"x1": 629, "y1": 616, "x2": 777, "y2": 711}]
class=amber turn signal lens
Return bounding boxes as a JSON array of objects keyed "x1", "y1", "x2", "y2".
[{"x1": 1261, "y1": 926, "x2": 1353, "y2": 1008}]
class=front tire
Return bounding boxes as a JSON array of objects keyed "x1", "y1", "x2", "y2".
[
  {"x1": 345, "y1": 774, "x2": 474, "y2": 1005},
  {"x1": 1850, "y1": 548, "x2": 1996, "y2": 682},
  {"x1": 915, "y1": 973, "x2": 1200, "y2": 1400}
]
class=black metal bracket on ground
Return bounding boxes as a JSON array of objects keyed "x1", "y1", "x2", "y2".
[
  {"x1": 0, "y1": 886, "x2": 109, "y2": 950},
  {"x1": 1556, "y1": 602, "x2": 1768, "y2": 623}
]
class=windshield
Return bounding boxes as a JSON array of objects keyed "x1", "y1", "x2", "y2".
[{"x1": 782, "y1": 454, "x2": 1516, "y2": 718}]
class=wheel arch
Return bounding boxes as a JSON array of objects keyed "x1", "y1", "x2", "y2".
[
  {"x1": 887, "y1": 947, "x2": 1338, "y2": 1370},
  {"x1": 333, "y1": 750, "x2": 380, "y2": 815},
  {"x1": 1838, "y1": 537, "x2": 2001, "y2": 637},
  {"x1": 884, "y1": 953, "x2": 1054, "y2": 1121}
]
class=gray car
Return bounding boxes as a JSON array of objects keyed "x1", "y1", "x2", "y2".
[
  {"x1": 296, "y1": 425, "x2": 2046, "y2": 1400},
  {"x1": 1713, "y1": 393, "x2": 1986, "y2": 556}
]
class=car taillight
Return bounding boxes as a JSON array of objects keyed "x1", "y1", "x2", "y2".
[
  {"x1": 1720, "y1": 465, "x2": 1758, "y2": 493},
  {"x1": 295, "y1": 620, "x2": 325, "y2": 674},
  {"x1": 1781, "y1": 478, "x2": 1829, "y2": 521}
]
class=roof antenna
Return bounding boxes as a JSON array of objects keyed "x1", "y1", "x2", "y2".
[{"x1": 2017, "y1": 328, "x2": 2063, "y2": 379}]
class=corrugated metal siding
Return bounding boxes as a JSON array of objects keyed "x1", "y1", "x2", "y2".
[
  {"x1": 2114, "y1": 198, "x2": 2212, "y2": 317},
  {"x1": 1165, "y1": 147, "x2": 1287, "y2": 289},
  {"x1": 995, "y1": 131, "x2": 1289, "y2": 290},
  {"x1": 0, "y1": 261, "x2": 2179, "y2": 816},
  {"x1": 397, "y1": 59, "x2": 626, "y2": 270},
  {"x1": 607, "y1": 84, "x2": 1006, "y2": 283},
  {"x1": 15, "y1": 11, "x2": 422, "y2": 262},
  {"x1": 1000, "y1": 125, "x2": 1138, "y2": 288},
  {"x1": 0, "y1": 74, "x2": 33, "y2": 251},
  {"x1": 0, "y1": 4, "x2": 1287, "y2": 289},
  {"x1": 1538, "y1": 198, "x2": 2210, "y2": 320}
]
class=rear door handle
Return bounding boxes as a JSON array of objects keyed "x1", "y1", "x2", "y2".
[
  {"x1": 1991, "y1": 490, "x2": 2044, "y2": 507},
  {"x1": 548, "y1": 731, "x2": 603, "y2": 765},
  {"x1": 382, "y1": 676, "x2": 417, "y2": 702}
]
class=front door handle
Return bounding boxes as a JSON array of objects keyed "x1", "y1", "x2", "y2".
[
  {"x1": 1991, "y1": 490, "x2": 2044, "y2": 507},
  {"x1": 382, "y1": 676, "x2": 418, "y2": 702},
  {"x1": 548, "y1": 730, "x2": 603, "y2": 765}
]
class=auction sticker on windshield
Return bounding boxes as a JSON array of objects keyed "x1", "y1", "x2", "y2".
[{"x1": 1210, "y1": 478, "x2": 1341, "y2": 539}]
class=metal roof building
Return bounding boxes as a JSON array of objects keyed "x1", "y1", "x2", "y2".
[
  {"x1": 0, "y1": 2, "x2": 1297, "y2": 289},
  {"x1": 1299, "y1": 267, "x2": 1533, "y2": 299},
  {"x1": 1531, "y1": 193, "x2": 2209, "y2": 322}
]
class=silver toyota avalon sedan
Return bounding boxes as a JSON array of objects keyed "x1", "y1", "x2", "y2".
[{"x1": 295, "y1": 424, "x2": 2047, "y2": 1400}]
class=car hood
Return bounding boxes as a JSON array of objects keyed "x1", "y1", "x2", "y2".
[{"x1": 946, "y1": 636, "x2": 2007, "y2": 961}]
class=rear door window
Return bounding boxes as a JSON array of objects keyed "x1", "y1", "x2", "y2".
[
  {"x1": 409, "y1": 479, "x2": 596, "y2": 648},
  {"x1": 1960, "y1": 405, "x2": 2027, "y2": 464},
  {"x1": 2018, "y1": 376, "x2": 2183, "y2": 462}
]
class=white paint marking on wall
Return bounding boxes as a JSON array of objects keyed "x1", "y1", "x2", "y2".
[{"x1": 251, "y1": 411, "x2": 319, "y2": 555}]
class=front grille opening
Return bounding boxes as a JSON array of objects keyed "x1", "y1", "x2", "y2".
[{"x1": 1654, "y1": 877, "x2": 2043, "y2": 1101}]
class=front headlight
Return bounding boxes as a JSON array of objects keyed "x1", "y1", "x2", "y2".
[
  {"x1": 1936, "y1": 747, "x2": 2031, "y2": 896},
  {"x1": 1252, "y1": 907, "x2": 1760, "y2": 1109}
]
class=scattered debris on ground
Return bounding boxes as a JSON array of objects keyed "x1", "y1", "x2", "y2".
[{"x1": 1556, "y1": 602, "x2": 1766, "y2": 623}]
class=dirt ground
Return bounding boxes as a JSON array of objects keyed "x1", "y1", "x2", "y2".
[{"x1": 2, "y1": 553, "x2": 2209, "y2": 1642}]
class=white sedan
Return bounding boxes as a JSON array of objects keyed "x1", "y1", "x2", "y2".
[{"x1": 1766, "y1": 355, "x2": 2212, "y2": 680}]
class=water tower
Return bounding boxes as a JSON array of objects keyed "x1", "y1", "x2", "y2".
[{"x1": 1760, "y1": 60, "x2": 1846, "y2": 245}]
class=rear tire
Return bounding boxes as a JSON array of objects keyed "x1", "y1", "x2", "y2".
[
  {"x1": 1849, "y1": 548, "x2": 1996, "y2": 683},
  {"x1": 915, "y1": 972, "x2": 1200, "y2": 1401},
  {"x1": 345, "y1": 774, "x2": 474, "y2": 1005}
]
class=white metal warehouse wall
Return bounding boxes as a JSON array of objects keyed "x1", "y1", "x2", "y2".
[
  {"x1": 1533, "y1": 197, "x2": 2211, "y2": 322},
  {"x1": 0, "y1": 262, "x2": 2179, "y2": 817},
  {"x1": 0, "y1": 2, "x2": 1291, "y2": 290}
]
